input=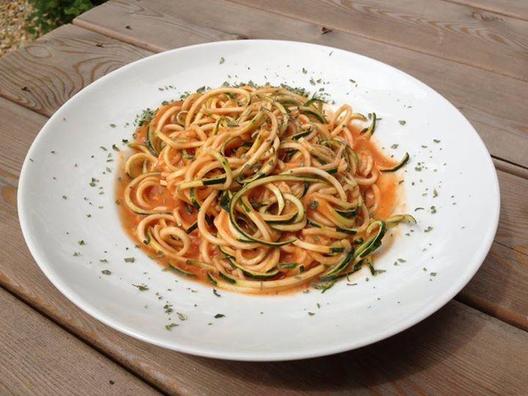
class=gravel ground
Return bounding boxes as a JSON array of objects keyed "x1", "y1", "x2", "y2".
[{"x1": 1, "y1": 0, "x2": 35, "y2": 57}]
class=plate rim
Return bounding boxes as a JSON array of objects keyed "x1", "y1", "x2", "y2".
[{"x1": 17, "y1": 39, "x2": 501, "y2": 361}]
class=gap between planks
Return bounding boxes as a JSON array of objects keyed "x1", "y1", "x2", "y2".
[
  {"x1": 441, "y1": 0, "x2": 528, "y2": 22},
  {"x1": 492, "y1": 157, "x2": 528, "y2": 180},
  {"x1": 0, "y1": 284, "x2": 162, "y2": 395},
  {"x1": 0, "y1": 283, "x2": 169, "y2": 395}
]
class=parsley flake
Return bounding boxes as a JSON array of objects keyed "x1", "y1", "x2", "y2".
[
  {"x1": 165, "y1": 323, "x2": 178, "y2": 331},
  {"x1": 176, "y1": 312, "x2": 188, "y2": 321}
]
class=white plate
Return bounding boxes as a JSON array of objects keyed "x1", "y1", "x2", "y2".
[{"x1": 18, "y1": 40, "x2": 499, "y2": 361}]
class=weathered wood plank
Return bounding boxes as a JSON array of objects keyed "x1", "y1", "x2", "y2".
[
  {"x1": 74, "y1": 0, "x2": 528, "y2": 168},
  {"x1": 0, "y1": 97, "x2": 47, "y2": 187},
  {"x1": 444, "y1": 0, "x2": 528, "y2": 21},
  {"x1": 492, "y1": 158, "x2": 528, "y2": 181},
  {"x1": 233, "y1": 0, "x2": 528, "y2": 81},
  {"x1": 0, "y1": 287, "x2": 160, "y2": 395},
  {"x1": 0, "y1": 24, "x2": 150, "y2": 117},
  {"x1": 460, "y1": 241, "x2": 528, "y2": 330}
]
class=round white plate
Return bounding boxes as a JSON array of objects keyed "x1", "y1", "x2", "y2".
[{"x1": 18, "y1": 40, "x2": 499, "y2": 361}]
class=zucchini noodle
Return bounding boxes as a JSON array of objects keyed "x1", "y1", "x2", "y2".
[{"x1": 118, "y1": 85, "x2": 414, "y2": 294}]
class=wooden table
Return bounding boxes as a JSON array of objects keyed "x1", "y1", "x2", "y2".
[{"x1": 1, "y1": 1, "x2": 527, "y2": 394}]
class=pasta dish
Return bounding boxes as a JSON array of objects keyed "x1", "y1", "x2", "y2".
[{"x1": 117, "y1": 84, "x2": 413, "y2": 294}]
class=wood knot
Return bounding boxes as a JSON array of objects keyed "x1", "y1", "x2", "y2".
[{"x1": 471, "y1": 10, "x2": 502, "y2": 22}]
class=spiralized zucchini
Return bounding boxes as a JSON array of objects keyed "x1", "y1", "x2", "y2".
[{"x1": 119, "y1": 84, "x2": 414, "y2": 293}]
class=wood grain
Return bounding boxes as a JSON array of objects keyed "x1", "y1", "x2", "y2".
[
  {"x1": 0, "y1": 24, "x2": 150, "y2": 117},
  {"x1": 74, "y1": 0, "x2": 528, "y2": 169},
  {"x1": 461, "y1": 240, "x2": 528, "y2": 330},
  {"x1": 0, "y1": 287, "x2": 160, "y2": 395},
  {"x1": 443, "y1": 0, "x2": 528, "y2": 21},
  {"x1": 0, "y1": 97, "x2": 47, "y2": 187},
  {"x1": 233, "y1": 0, "x2": 528, "y2": 81}
]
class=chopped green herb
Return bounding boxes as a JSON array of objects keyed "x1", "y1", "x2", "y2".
[
  {"x1": 73, "y1": 252, "x2": 80, "y2": 257},
  {"x1": 213, "y1": 288, "x2": 221, "y2": 297},
  {"x1": 176, "y1": 312, "x2": 187, "y2": 321},
  {"x1": 398, "y1": 120, "x2": 406, "y2": 126},
  {"x1": 391, "y1": 144, "x2": 399, "y2": 149},
  {"x1": 424, "y1": 226, "x2": 433, "y2": 233},
  {"x1": 165, "y1": 323, "x2": 178, "y2": 331},
  {"x1": 308, "y1": 312, "x2": 315, "y2": 316},
  {"x1": 101, "y1": 270, "x2": 112, "y2": 275},
  {"x1": 313, "y1": 279, "x2": 337, "y2": 293},
  {"x1": 214, "y1": 313, "x2": 225, "y2": 319},
  {"x1": 78, "y1": 240, "x2": 85, "y2": 245},
  {"x1": 433, "y1": 139, "x2": 441, "y2": 143},
  {"x1": 135, "y1": 108, "x2": 155, "y2": 127},
  {"x1": 62, "y1": 195, "x2": 67, "y2": 200},
  {"x1": 132, "y1": 283, "x2": 149, "y2": 291},
  {"x1": 109, "y1": 123, "x2": 116, "y2": 128},
  {"x1": 433, "y1": 189, "x2": 439, "y2": 198},
  {"x1": 124, "y1": 257, "x2": 135, "y2": 263},
  {"x1": 219, "y1": 57, "x2": 225, "y2": 64}
]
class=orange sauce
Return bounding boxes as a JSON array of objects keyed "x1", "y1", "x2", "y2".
[
  {"x1": 116, "y1": 125, "x2": 402, "y2": 292},
  {"x1": 351, "y1": 126, "x2": 400, "y2": 220}
]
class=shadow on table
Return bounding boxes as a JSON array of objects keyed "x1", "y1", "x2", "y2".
[{"x1": 189, "y1": 302, "x2": 487, "y2": 392}]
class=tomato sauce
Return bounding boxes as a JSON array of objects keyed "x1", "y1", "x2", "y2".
[{"x1": 116, "y1": 124, "x2": 403, "y2": 292}]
